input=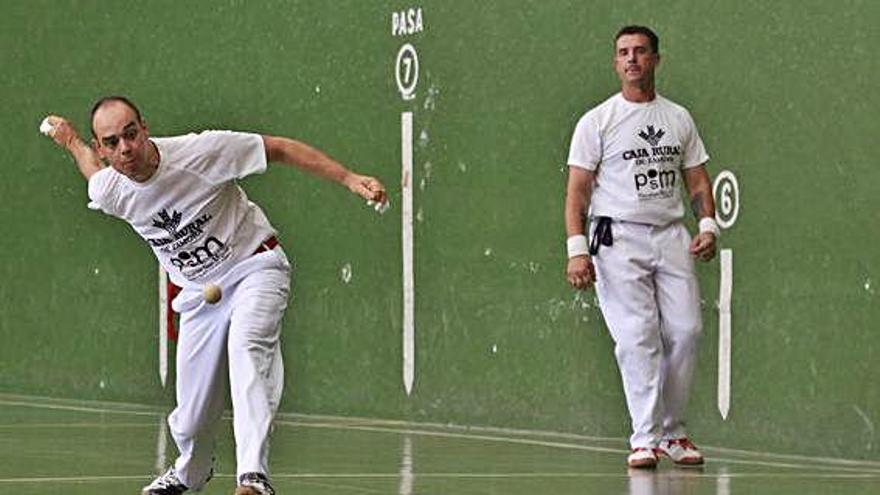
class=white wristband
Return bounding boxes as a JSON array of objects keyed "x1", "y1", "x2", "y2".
[
  {"x1": 566, "y1": 235, "x2": 589, "y2": 259},
  {"x1": 699, "y1": 217, "x2": 721, "y2": 238}
]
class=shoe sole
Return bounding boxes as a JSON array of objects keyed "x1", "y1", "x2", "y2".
[
  {"x1": 627, "y1": 458, "x2": 658, "y2": 469},
  {"x1": 235, "y1": 487, "x2": 270, "y2": 495},
  {"x1": 142, "y1": 488, "x2": 183, "y2": 495},
  {"x1": 657, "y1": 450, "x2": 705, "y2": 466}
]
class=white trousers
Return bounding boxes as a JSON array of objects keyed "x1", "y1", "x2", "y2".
[
  {"x1": 168, "y1": 247, "x2": 291, "y2": 489},
  {"x1": 592, "y1": 220, "x2": 702, "y2": 449}
]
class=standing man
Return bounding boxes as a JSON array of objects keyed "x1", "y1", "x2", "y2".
[
  {"x1": 41, "y1": 96, "x2": 389, "y2": 494},
  {"x1": 564, "y1": 26, "x2": 719, "y2": 469}
]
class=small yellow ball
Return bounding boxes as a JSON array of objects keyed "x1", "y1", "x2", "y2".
[{"x1": 203, "y1": 284, "x2": 222, "y2": 304}]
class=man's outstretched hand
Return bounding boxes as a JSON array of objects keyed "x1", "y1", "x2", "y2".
[{"x1": 346, "y1": 174, "x2": 390, "y2": 214}]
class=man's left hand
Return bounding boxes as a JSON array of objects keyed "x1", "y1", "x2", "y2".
[
  {"x1": 689, "y1": 232, "x2": 716, "y2": 261},
  {"x1": 345, "y1": 174, "x2": 385, "y2": 201}
]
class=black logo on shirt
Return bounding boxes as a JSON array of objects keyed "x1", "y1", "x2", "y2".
[
  {"x1": 147, "y1": 208, "x2": 228, "y2": 279},
  {"x1": 147, "y1": 209, "x2": 213, "y2": 250},
  {"x1": 170, "y1": 236, "x2": 227, "y2": 270},
  {"x1": 635, "y1": 168, "x2": 676, "y2": 192},
  {"x1": 153, "y1": 209, "x2": 182, "y2": 236},
  {"x1": 621, "y1": 127, "x2": 681, "y2": 200},
  {"x1": 638, "y1": 125, "x2": 665, "y2": 146}
]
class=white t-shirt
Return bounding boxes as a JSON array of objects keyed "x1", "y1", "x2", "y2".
[
  {"x1": 88, "y1": 130, "x2": 276, "y2": 288},
  {"x1": 567, "y1": 93, "x2": 709, "y2": 226}
]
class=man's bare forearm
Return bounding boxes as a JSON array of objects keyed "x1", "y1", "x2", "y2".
[
  {"x1": 67, "y1": 138, "x2": 104, "y2": 179},
  {"x1": 262, "y1": 134, "x2": 387, "y2": 204},
  {"x1": 684, "y1": 165, "x2": 715, "y2": 220},
  {"x1": 565, "y1": 168, "x2": 594, "y2": 236},
  {"x1": 263, "y1": 135, "x2": 352, "y2": 185},
  {"x1": 47, "y1": 116, "x2": 104, "y2": 180},
  {"x1": 690, "y1": 191, "x2": 713, "y2": 219}
]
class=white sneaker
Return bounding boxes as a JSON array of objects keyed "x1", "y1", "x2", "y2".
[
  {"x1": 235, "y1": 472, "x2": 276, "y2": 495},
  {"x1": 658, "y1": 437, "x2": 704, "y2": 465},
  {"x1": 626, "y1": 447, "x2": 659, "y2": 469},
  {"x1": 141, "y1": 467, "x2": 188, "y2": 495}
]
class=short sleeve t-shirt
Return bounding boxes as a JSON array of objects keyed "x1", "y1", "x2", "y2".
[
  {"x1": 87, "y1": 130, "x2": 276, "y2": 287},
  {"x1": 567, "y1": 93, "x2": 709, "y2": 226}
]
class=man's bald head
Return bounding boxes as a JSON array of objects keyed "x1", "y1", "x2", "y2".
[{"x1": 90, "y1": 96, "x2": 143, "y2": 138}]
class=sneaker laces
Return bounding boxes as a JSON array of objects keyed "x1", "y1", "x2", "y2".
[
  {"x1": 630, "y1": 447, "x2": 658, "y2": 458},
  {"x1": 239, "y1": 472, "x2": 275, "y2": 495},
  {"x1": 669, "y1": 437, "x2": 698, "y2": 450},
  {"x1": 147, "y1": 468, "x2": 186, "y2": 490}
]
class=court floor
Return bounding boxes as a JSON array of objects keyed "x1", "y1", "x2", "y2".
[{"x1": 1, "y1": 393, "x2": 878, "y2": 495}]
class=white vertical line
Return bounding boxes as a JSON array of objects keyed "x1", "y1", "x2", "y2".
[
  {"x1": 717, "y1": 467, "x2": 731, "y2": 495},
  {"x1": 402, "y1": 112, "x2": 415, "y2": 396},
  {"x1": 398, "y1": 435, "x2": 413, "y2": 495},
  {"x1": 158, "y1": 267, "x2": 168, "y2": 388},
  {"x1": 156, "y1": 413, "x2": 167, "y2": 472},
  {"x1": 718, "y1": 249, "x2": 733, "y2": 420}
]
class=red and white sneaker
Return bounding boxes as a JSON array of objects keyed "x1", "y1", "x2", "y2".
[
  {"x1": 658, "y1": 437, "x2": 704, "y2": 465},
  {"x1": 627, "y1": 447, "x2": 659, "y2": 469}
]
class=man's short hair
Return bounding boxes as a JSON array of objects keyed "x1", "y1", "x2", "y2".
[
  {"x1": 615, "y1": 25, "x2": 659, "y2": 54},
  {"x1": 90, "y1": 96, "x2": 143, "y2": 138}
]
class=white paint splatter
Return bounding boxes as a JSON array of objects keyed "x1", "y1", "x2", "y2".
[
  {"x1": 543, "y1": 298, "x2": 569, "y2": 322},
  {"x1": 853, "y1": 405, "x2": 875, "y2": 451},
  {"x1": 491, "y1": 344, "x2": 498, "y2": 354},
  {"x1": 423, "y1": 83, "x2": 440, "y2": 111},
  {"x1": 419, "y1": 162, "x2": 433, "y2": 191},
  {"x1": 572, "y1": 291, "x2": 595, "y2": 310},
  {"x1": 506, "y1": 261, "x2": 543, "y2": 274},
  {"x1": 569, "y1": 292, "x2": 600, "y2": 324},
  {"x1": 94, "y1": 268, "x2": 100, "y2": 275},
  {"x1": 340, "y1": 263, "x2": 352, "y2": 284}
]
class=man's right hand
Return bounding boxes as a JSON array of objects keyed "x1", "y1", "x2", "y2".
[
  {"x1": 566, "y1": 255, "x2": 596, "y2": 290},
  {"x1": 42, "y1": 115, "x2": 82, "y2": 150},
  {"x1": 41, "y1": 114, "x2": 104, "y2": 180}
]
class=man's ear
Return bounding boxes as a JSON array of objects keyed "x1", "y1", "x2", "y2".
[{"x1": 91, "y1": 139, "x2": 109, "y2": 165}]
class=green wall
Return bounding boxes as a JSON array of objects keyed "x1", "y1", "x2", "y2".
[{"x1": 1, "y1": 0, "x2": 877, "y2": 460}]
